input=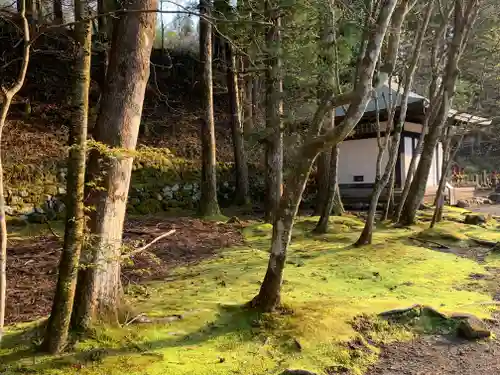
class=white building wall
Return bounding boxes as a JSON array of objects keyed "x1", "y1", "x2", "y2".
[
  {"x1": 339, "y1": 136, "x2": 443, "y2": 189},
  {"x1": 338, "y1": 138, "x2": 389, "y2": 185}
]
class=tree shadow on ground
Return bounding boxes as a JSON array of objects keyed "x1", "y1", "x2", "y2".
[{"x1": 1, "y1": 304, "x2": 269, "y2": 373}]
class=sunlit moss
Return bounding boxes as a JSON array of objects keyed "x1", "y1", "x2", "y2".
[{"x1": 2, "y1": 215, "x2": 498, "y2": 375}]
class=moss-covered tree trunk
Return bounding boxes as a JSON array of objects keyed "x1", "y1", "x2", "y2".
[
  {"x1": 199, "y1": 0, "x2": 221, "y2": 217},
  {"x1": 263, "y1": 0, "x2": 283, "y2": 223},
  {"x1": 71, "y1": 0, "x2": 157, "y2": 331},
  {"x1": 0, "y1": 0, "x2": 30, "y2": 344},
  {"x1": 42, "y1": 0, "x2": 91, "y2": 353}
]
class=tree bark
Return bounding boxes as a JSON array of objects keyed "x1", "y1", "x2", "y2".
[
  {"x1": 263, "y1": 0, "x2": 283, "y2": 223},
  {"x1": 313, "y1": 151, "x2": 330, "y2": 216},
  {"x1": 430, "y1": 132, "x2": 464, "y2": 228},
  {"x1": 250, "y1": 0, "x2": 398, "y2": 311},
  {"x1": 314, "y1": 143, "x2": 341, "y2": 233},
  {"x1": 199, "y1": 0, "x2": 221, "y2": 217},
  {"x1": 0, "y1": 0, "x2": 30, "y2": 345},
  {"x1": 71, "y1": 0, "x2": 157, "y2": 331},
  {"x1": 399, "y1": 0, "x2": 479, "y2": 225},
  {"x1": 42, "y1": 0, "x2": 91, "y2": 353},
  {"x1": 383, "y1": 164, "x2": 395, "y2": 221},
  {"x1": 227, "y1": 43, "x2": 250, "y2": 205},
  {"x1": 243, "y1": 57, "x2": 254, "y2": 134}
]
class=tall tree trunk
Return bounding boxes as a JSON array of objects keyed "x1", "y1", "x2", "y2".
[
  {"x1": 42, "y1": 0, "x2": 91, "y2": 353},
  {"x1": 53, "y1": 0, "x2": 63, "y2": 24},
  {"x1": 263, "y1": 0, "x2": 283, "y2": 223},
  {"x1": 399, "y1": 0, "x2": 479, "y2": 225},
  {"x1": 313, "y1": 151, "x2": 330, "y2": 215},
  {"x1": 0, "y1": 0, "x2": 30, "y2": 344},
  {"x1": 394, "y1": 128, "x2": 426, "y2": 222},
  {"x1": 383, "y1": 164, "x2": 395, "y2": 221},
  {"x1": 250, "y1": 0, "x2": 398, "y2": 311},
  {"x1": 71, "y1": 0, "x2": 157, "y2": 331},
  {"x1": 243, "y1": 57, "x2": 254, "y2": 134},
  {"x1": 227, "y1": 43, "x2": 250, "y2": 205},
  {"x1": 314, "y1": 143, "x2": 340, "y2": 232},
  {"x1": 199, "y1": 0, "x2": 221, "y2": 216}
]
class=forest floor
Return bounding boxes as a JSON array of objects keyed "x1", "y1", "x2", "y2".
[{"x1": 1, "y1": 207, "x2": 500, "y2": 375}]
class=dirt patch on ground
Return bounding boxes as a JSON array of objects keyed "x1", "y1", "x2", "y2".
[
  {"x1": 6, "y1": 217, "x2": 244, "y2": 325},
  {"x1": 365, "y1": 319, "x2": 500, "y2": 375}
]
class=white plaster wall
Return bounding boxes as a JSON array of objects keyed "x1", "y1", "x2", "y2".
[{"x1": 338, "y1": 138, "x2": 389, "y2": 184}]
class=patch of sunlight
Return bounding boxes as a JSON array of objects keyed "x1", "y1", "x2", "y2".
[{"x1": 2, "y1": 215, "x2": 497, "y2": 375}]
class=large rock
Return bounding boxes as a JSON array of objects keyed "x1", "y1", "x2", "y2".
[
  {"x1": 464, "y1": 214, "x2": 487, "y2": 225},
  {"x1": 455, "y1": 315, "x2": 491, "y2": 340}
]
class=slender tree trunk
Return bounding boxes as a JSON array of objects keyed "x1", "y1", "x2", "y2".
[
  {"x1": 0, "y1": 0, "x2": 30, "y2": 344},
  {"x1": 53, "y1": 0, "x2": 63, "y2": 24},
  {"x1": 399, "y1": 0, "x2": 479, "y2": 225},
  {"x1": 431, "y1": 133, "x2": 464, "y2": 228},
  {"x1": 251, "y1": 0, "x2": 398, "y2": 311},
  {"x1": 199, "y1": 0, "x2": 221, "y2": 216},
  {"x1": 313, "y1": 151, "x2": 330, "y2": 215},
  {"x1": 227, "y1": 43, "x2": 250, "y2": 205},
  {"x1": 264, "y1": 0, "x2": 283, "y2": 223},
  {"x1": 242, "y1": 55, "x2": 254, "y2": 134},
  {"x1": 42, "y1": 2, "x2": 91, "y2": 353},
  {"x1": 71, "y1": 0, "x2": 157, "y2": 331},
  {"x1": 314, "y1": 144, "x2": 340, "y2": 232},
  {"x1": 383, "y1": 164, "x2": 395, "y2": 221},
  {"x1": 252, "y1": 75, "x2": 260, "y2": 127}
]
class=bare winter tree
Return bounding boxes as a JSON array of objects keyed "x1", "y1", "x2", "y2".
[
  {"x1": 42, "y1": 0, "x2": 91, "y2": 353},
  {"x1": 71, "y1": 0, "x2": 157, "y2": 331},
  {"x1": 249, "y1": 0, "x2": 399, "y2": 312},
  {"x1": 398, "y1": 0, "x2": 480, "y2": 225},
  {"x1": 0, "y1": 0, "x2": 30, "y2": 344}
]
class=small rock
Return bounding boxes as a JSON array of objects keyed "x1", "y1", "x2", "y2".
[
  {"x1": 58, "y1": 187, "x2": 66, "y2": 195},
  {"x1": 171, "y1": 184, "x2": 179, "y2": 192},
  {"x1": 4, "y1": 206, "x2": 14, "y2": 215},
  {"x1": 464, "y1": 214, "x2": 486, "y2": 225},
  {"x1": 155, "y1": 193, "x2": 163, "y2": 201},
  {"x1": 456, "y1": 200, "x2": 470, "y2": 208},
  {"x1": 10, "y1": 196, "x2": 23, "y2": 205},
  {"x1": 19, "y1": 190, "x2": 29, "y2": 198},
  {"x1": 421, "y1": 306, "x2": 448, "y2": 320},
  {"x1": 456, "y1": 316, "x2": 491, "y2": 340}
]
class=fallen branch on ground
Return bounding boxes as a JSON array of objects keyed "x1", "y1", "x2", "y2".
[{"x1": 121, "y1": 229, "x2": 176, "y2": 259}]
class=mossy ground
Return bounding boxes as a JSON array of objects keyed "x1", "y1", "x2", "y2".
[{"x1": 2, "y1": 209, "x2": 500, "y2": 375}]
